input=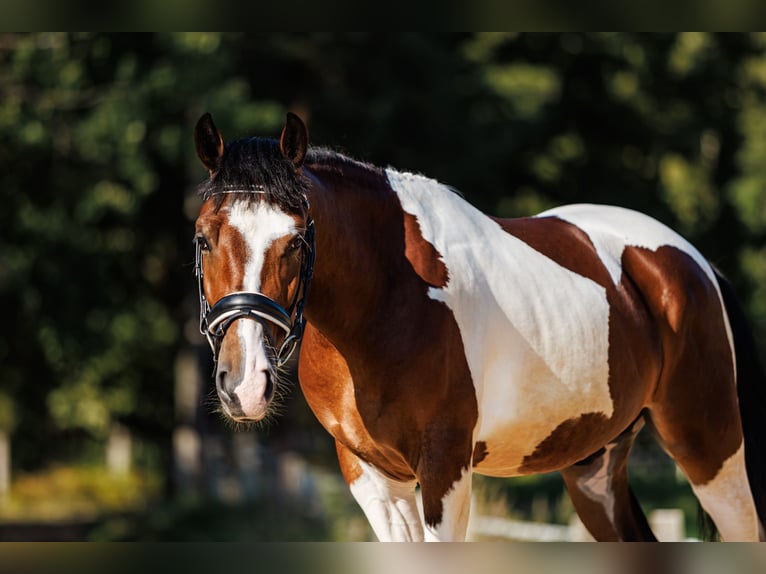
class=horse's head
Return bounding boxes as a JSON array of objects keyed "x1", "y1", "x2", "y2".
[{"x1": 193, "y1": 112, "x2": 313, "y2": 423}]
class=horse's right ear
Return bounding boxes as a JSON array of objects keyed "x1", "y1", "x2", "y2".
[
  {"x1": 280, "y1": 112, "x2": 308, "y2": 168},
  {"x1": 195, "y1": 113, "x2": 225, "y2": 174}
]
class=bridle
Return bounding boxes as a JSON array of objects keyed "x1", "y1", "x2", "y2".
[{"x1": 195, "y1": 190, "x2": 315, "y2": 368}]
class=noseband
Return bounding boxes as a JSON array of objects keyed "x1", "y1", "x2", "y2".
[{"x1": 195, "y1": 191, "x2": 315, "y2": 368}]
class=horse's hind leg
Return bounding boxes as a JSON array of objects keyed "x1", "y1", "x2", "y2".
[
  {"x1": 622, "y1": 245, "x2": 762, "y2": 540},
  {"x1": 649, "y1": 399, "x2": 760, "y2": 541},
  {"x1": 560, "y1": 417, "x2": 656, "y2": 541}
]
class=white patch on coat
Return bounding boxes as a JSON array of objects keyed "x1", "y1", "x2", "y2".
[
  {"x1": 225, "y1": 201, "x2": 297, "y2": 416},
  {"x1": 690, "y1": 442, "x2": 760, "y2": 541},
  {"x1": 386, "y1": 169, "x2": 612, "y2": 473},
  {"x1": 348, "y1": 459, "x2": 424, "y2": 542}
]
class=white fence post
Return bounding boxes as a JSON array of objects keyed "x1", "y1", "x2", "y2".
[
  {"x1": 173, "y1": 348, "x2": 203, "y2": 492},
  {"x1": 0, "y1": 431, "x2": 9, "y2": 502},
  {"x1": 568, "y1": 514, "x2": 595, "y2": 541},
  {"x1": 106, "y1": 422, "x2": 132, "y2": 476},
  {"x1": 649, "y1": 508, "x2": 685, "y2": 541},
  {"x1": 468, "y1": 508, "x2": 686, "y2": 541}
]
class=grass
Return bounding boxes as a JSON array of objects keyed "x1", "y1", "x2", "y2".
[
  {"x1": 0, "y1": 460, "x2": 368, "y2": 541},
  {"x1": 0, "y1": 437, "x2": 705, "y2": 541},
  {"x1": 0, "y1": 464, "x2": 162, "y2": 522}
]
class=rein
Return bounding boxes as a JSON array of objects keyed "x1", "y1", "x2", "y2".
[{"x1": 195, "y1": 190, "x2": 315, "y2": 368}]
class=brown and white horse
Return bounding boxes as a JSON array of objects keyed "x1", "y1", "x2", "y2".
[{"x1": 192, "y1": 112, "x2": 766, "y2": 541}]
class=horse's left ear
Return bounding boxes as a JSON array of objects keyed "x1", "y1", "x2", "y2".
[
  {"x1": 280, "y1": 112, "x2": 308, "y2": 168},
  {"x1": 195, "y1": 113, "x2": 225, "y2": 175}
]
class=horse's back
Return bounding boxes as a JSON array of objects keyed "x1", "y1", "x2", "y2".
[
  {"x1": 538, "y1": 203, "x2": 718, "y2": 288},
  {"x1": 541, "y1": 204, "x2": 733, "y2": 364}
]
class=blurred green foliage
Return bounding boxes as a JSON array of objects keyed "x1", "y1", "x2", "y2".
[{"x1": 4, "y1": 34, "x2": 766, "y2": 535}]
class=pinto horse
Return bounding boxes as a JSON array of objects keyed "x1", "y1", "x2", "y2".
[{"x1": 192, "y1": 112, "x2": 766, "y2": 541}]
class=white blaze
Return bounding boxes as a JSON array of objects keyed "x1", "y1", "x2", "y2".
[
  {"x1": 225, "y1": 201, "x2": 297, "y2": 416},
  {"x1": 228, "y1": 201, "x2": 297, "y2": 292}
]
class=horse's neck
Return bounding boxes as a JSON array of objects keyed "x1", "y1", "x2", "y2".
[{"x1": 303, "y1": 165, "x2": 398, "y2": 344}]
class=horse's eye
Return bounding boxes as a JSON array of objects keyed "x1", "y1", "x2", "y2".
[
  {"x1": 289, "y1": 235, "x2": 304, "y2": 252},
  {"x1": 195, "y1": 235, "x2": 210, "y2": 252}
]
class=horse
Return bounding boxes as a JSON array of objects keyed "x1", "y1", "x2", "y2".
[{"x1": 191, "y1": 111, "x2": 766, "y2": 542}]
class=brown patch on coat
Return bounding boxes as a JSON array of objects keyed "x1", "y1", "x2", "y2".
[
  {"x1": 472, "y1": 441, "x2": 488, "y2": 466},
  {"x1": 299, "y1": 323, "x2": 417, "y2": 484},
  {"x1": 520, "y1": 413, "x2": 611, "y2": 474},
  {"x1": 257, "y1": 231, "x2": 304, "y2": 346},
  {"x1": 403, "y1": 212, "x2": 449, "y2": 288},
  {"x1": 195, "y1": 198, "x2": 248, "y2": 305}
]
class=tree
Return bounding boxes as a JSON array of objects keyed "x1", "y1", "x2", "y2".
[{"x1": 2, "y1": 33, "x2": 766, "y2": 509}]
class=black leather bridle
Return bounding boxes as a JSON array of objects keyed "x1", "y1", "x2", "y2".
[{"x1": 195, "y1": 191, "x2": 315, "y2": 368}]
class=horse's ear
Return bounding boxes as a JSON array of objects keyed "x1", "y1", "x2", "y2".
[
  {"x1": 195, "y1": 113, "x2": 225, "y2": 174},
  {"x1": 280, "y1": 112, "x2": 308, "y2": 168}
]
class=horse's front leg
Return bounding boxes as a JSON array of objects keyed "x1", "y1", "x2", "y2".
[
  {"x1": 420, "y1": 466, "x2": 472, "y2": 541},
  {"x1": 336, "y1": 441, "x2": 424, "y2": 542},
  {"x1": 416, "y1": 427, "x2": 474, "y2": 541}
]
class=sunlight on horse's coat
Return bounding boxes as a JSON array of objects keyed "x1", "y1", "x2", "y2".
[
  {"x1": 347, "y1": 458, "x2": 423, "y2": 542},
  {"x1": 193, "y1": 112, "x2": 766, "y2": 541},
  {"x1": 387, "y1": 169, "x2": 614, "y2": 474}
]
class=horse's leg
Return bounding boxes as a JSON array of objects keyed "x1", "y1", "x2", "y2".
[
  {"x1": 560, "y1": 417, "x2": 656, "y2": 541},
  {"x1": 335, "y1": 441, "x2": 424, "y2": 541},
  {"x1": 619, "y1": 247, "x2": 762, "y2": 540},
  {"x1": 414, "y1": 467, "x2": 471, "y2": 542},
  {"x1": 415, "y1": 427, "x2": 474, "y2": 541},
  {"x1": 649, "y1": 405, "x2": 760, "y2": 541},
  {"x1": 646, "y1": 300, "x2": 759, "y2": 540}
]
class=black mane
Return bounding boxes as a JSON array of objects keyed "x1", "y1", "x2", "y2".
[{"x1": 197, "y1": 136, "x2": 384, "y2": 211}]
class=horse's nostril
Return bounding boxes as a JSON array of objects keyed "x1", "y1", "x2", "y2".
[
  {"x1": 216, "y1": 369, "x2": 231, "y2": 399},
  {"x1": 264, "y1": 372, "x2": 274, "y2": 402}
]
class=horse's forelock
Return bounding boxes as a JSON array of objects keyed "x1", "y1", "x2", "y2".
[{"x1": 197, "y1": 136, "x2": 309, "y2": 213}]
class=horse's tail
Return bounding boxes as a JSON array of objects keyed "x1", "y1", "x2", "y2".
[{"x1": 714, "y1": 268, "x2": 766, "y2": 536}]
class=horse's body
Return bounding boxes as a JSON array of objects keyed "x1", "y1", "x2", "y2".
[{"x1": 193, "y1": 113, "x2": 766, "y2": 541}]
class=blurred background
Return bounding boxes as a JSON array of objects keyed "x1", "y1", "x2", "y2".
[{"x1": 2, "y1": 32, "x2": 766, "y2": 541}]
